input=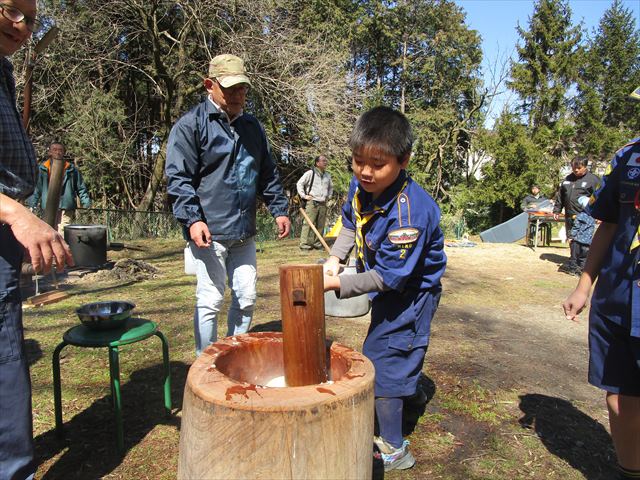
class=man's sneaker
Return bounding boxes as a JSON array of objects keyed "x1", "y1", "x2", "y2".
[
  {"x1": 373, "y1": 436, "x2": 416, "y2": 471},
  {"x1": 299, "y1": 245, "x2": 312, "y2": 251}
]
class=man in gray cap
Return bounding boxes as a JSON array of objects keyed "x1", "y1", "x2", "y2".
[{"x1": 166, "y1": 54, "x2": 290, "y2": 356}]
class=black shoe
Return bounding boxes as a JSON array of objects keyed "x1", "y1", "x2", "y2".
[
  {"x1": 558, "y1": 263, "x2": 576, "y2": 273},
  {"x1": 299, "y1": 245, "x2": 312, "y2": 251},
  {"x1": 312, "y1": 243, "x2": 324, "y2": 250}
]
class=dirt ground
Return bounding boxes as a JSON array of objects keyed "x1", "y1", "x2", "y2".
[
  {"x1": 435, "y1": 241, "x2": 599, "y2": 404},
  {"x1": 418, "y1": 240, "x2": 615, "y2": 479},
  {"x1": 26, "y1": 238, "x2": 618, "y2": 479}
]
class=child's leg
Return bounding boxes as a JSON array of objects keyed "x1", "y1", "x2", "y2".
[
  {"x1": 576, "y1": 243, "x2": 589, "y2": 271},
  {"x1": 607, "y1": 393, "x2": 640, "y2": 471},
  {"x1": 568, "y1": 239, "x2": 580, "y2": 269},
  {"x1": 375, "y1": 397, "x2": 404, "y2": 448}
]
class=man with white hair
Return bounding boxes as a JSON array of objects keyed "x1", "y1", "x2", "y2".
[{"x1": 166, "y1": 54, "x2": 290, "y2": 356}]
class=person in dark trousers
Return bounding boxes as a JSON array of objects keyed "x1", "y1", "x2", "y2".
[
  {"x1": 0, "y1": 1, "x2": 74, "y2": 478},
  {"x1": 165, "y1": 54, "x2": 290, "y2": 356},
  {"x1": 296, "y1": 154, "x2": 333, "y2": 250},
  {"x1": 553, "y1": 157, "x2": 600, "y2": 274},
  {"x1": 30, "y1": 142, "x2": 91, "y2": 234},
  {"x1": 323, "y1": 107, "x2": 446, "y2": 472},
  {"x1": 563, "y1": 87, "x2": 640, "y2": 480}
]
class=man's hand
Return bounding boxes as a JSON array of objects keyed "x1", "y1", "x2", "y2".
[
  {"x1": 8, "y1": 205, "x2": 73, "y2": 274},
  {"x1": 553, "y1": 213, "x2": 560, "y2": 221},
  {"x1": 562, "y1": 289, "x2": 589, "y2": 322},
  {"x1": 189, "y1": 221, "x2": 212, "y2": 248},
  {"x1": 275, "y1": 216, "x2": 290, "y2": 239},
  {"x1": 305, "y1": 195, "x2": 313, "y2": 201}
]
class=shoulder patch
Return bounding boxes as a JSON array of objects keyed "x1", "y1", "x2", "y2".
[
  {"x1": 626, "y1": 152, "x2": 640, "y2": 166},
  {"x1": 388, "y1": 227, "x2": 420, "y2": 245}
]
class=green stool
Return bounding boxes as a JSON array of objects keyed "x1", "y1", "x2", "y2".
[{"x1": 52, "y1": 318, "x2": 171, "y2": 453}]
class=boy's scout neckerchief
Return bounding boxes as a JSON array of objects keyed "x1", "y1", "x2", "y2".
[{"x1": 352, "y1": 179, "x2": 408, "y2": 270}]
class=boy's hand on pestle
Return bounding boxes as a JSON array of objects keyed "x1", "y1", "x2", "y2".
[{"x1": 322, "y1": 256, "x2": 342, "y2": 276}]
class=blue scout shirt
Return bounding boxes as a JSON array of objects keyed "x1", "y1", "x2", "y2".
[
  {"x1": 588, "y1": 137, "x2": 640, "y2": 338},
  {"x1": 341, "y1": 170, "x2": 447, "y2": 294}
]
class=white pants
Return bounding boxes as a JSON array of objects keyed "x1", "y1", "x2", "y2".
[{"x1": 190, "y1": 237, "x2": 257, "y2": 356}]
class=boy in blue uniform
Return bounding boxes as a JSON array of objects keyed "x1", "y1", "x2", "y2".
[
  {"x1": 564, "y1": 86, "x2": 640, "y2": 480},
  {"x1": 323, "y1": 106, "x2": 447, "y2": 471}
]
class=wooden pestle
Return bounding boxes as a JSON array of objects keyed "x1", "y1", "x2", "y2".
[{"x1": 279, "y1": 264, "x2": 328, "y2": 386}]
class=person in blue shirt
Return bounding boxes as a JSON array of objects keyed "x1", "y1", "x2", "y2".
[
  {"x1": 568, "y1": 196, "x2": 596, "y2": 275},
  {"x1": 323, "y1": 106, "x2": 446, "y2": 471},
  {"x1": 564, "y1": 87, "x2": 640, "y2": 480}
]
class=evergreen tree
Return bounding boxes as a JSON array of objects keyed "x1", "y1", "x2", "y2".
[
  {"x1": 509, "y1": 0, "x2": 581, "y2": 131},
  {"x1": 575, "y1": 0, "x2": 640, "y2": 157}
]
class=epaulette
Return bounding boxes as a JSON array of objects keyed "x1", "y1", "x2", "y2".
[
  {"x1": 617, "y1": 138, "x2": 640, "y2": 153},
  {"x1": 396, "y1": 192, "x2": 411, "y2": 227}
]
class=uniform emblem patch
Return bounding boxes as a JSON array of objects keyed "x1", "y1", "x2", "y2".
[
  {"x1": 388, "y1": 227, "x2": 420, "y2": 245},
  {"x1": 628, "y1": 168, "x2": 640, "y2": 180},
  {"x1": 626, "y1": 153, "x2": 640, "y2": 166}
]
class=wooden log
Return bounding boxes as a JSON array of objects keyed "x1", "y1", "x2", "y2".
[
  {"x1": 178, "y1": 333, "x2": 375, "y2": 480},
  {"x1": 279, "y1": 264, "x2": 327, "y2": 386}
]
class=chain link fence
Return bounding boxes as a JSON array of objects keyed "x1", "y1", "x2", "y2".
[{"x1": 74, "y1": 207, "x2": 309, "y2": 243}]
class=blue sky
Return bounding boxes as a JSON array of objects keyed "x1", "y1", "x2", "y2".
[{"x1": 454, "y1": 0, "x2": 640, "y2": 127}]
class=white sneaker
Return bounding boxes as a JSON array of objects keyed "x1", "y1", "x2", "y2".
[{"x1": 373, "y1": 436, "x2": 416, "y2": 471}]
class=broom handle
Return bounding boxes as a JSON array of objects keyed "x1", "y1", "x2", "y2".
[{"x1": 298, "y1": 207, "x2": 331, "y2": 255}]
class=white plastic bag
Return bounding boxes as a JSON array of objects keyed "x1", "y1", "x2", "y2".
[{"x1": 184, "y1": 243, "x2": 197, "y2": 275}]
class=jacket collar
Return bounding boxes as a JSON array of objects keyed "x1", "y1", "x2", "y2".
[
  {"x1": 357, "y1": 170, "x2": 408, "y2": 213},
  {"x1": 206, "y1": 96, "x2": 243, "y2": 123}
]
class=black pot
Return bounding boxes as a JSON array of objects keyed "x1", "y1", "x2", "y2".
[{"x1": 64, "y1": 224, "x2": 107, "y2": 267}]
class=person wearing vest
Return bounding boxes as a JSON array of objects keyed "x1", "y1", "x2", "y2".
[
  {"x1": 296, "y1": 155, "x2": 333, "y2": 250},
  {"x1": 30, "y1": 142, "x2": 91, "y2": 234}
]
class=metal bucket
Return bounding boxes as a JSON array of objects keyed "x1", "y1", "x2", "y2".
[
  {"x1": 64, "y1": 225, "x2": 107, "y2": 267},
  {"x1": 324, "y1": 264, "x2": 371, "y2": 317}
]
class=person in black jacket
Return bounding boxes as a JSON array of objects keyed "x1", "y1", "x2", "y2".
[{"x1": 553, "y1": 157, "x2": 600, "y2": 274}]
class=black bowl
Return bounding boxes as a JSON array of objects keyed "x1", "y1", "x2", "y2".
[{"x1": 76, "y1": 301, "x2": 135, "y2": 331}]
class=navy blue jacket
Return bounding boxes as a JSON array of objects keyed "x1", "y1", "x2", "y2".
[{"x1": 165, "y1": 99, "x2": 289, "y2": 241}]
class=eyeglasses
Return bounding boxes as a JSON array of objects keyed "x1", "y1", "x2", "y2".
[{"x1": 0, "y1": 3, "x2": 42, "y2": 33}]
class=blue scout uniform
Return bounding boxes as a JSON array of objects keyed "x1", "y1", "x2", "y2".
[
  {"x1": 342, "y1": 170, "x2": 447, "y2": 397},
  {"x1": 587, "y1": 137, "x2": 640, "y2": 394}
]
